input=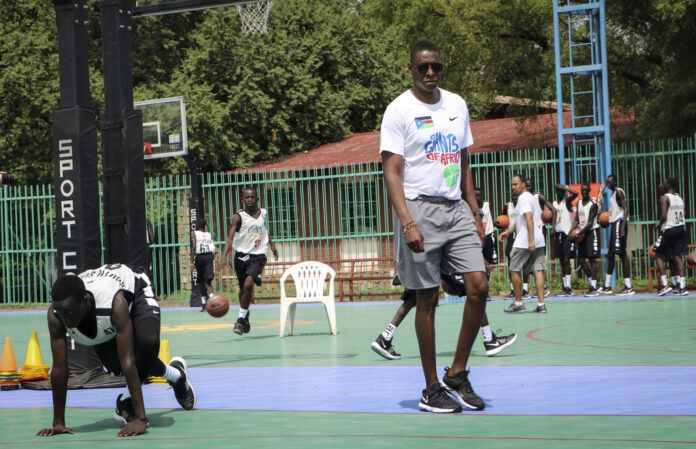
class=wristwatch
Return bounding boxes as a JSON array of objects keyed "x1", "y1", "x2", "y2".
[{"x1": 473, "y1": 210, "x2": 484, "y2": 218}]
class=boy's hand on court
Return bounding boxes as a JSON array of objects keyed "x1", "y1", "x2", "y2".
[
  {"x1": 36, "y1": 425, "x2": 73, "y2": 436},
  {"x1": 117, "y1": 419, "x2": 148, "y2": 437}
]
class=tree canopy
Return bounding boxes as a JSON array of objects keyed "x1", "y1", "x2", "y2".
[{"x1": 1, "y1": 0, "x2": 694, "y2": 185}]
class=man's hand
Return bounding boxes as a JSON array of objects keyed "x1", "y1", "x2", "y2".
[
  {"x1": 37, "y1": 425, "x2": 73, "y2": 437},
  {"x1": 529, "y1": 241, "x2": 536, "y2": 252},
  {"x1": 405, "y1": 226, "x2": 424, "y2": 253},
  {"x1": 271, "y1": 247, "x2": 279, "y2": 260},
  {"x1": 117, "y1": 418, "x2": 148, "y2": 437}
]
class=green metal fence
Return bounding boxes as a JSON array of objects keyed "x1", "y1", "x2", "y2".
[{"x1": 1, "y1": 135, "x2": 694, "y2": 305}]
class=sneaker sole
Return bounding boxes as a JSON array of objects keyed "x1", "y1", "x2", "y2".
[
  {"x1": 370, "y1": 341, "x2": 401, "y2": 360},
  {"x1": 440, "y1": 382, "x2": 485, "y2": 410},
  {"x1": 485, "y1": 334, "x2": 518, "y2": 356},
  {"x1": 170, "y1": 357, "x2": 197, "y2": 410},
  {"x1": 503, "y1": 308, "x2": 525, "y2": 313},
  {"x1": 418, "y1": 401, "x2": 462, "y2": 413},
  {"x1": 584, "y1": 293, "x2": 599, "y2": 297},
  {"x1": 113, "y1": 410, "x2": 128, "y2": 425},
  {"x1": 657, "y1": 289, "x2": 672, "y2": 296},
  {"x1": 616, "y1": 291, "x2": 635, "y2": 296}
]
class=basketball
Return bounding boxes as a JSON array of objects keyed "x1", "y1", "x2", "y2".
[
  {"x1": 206, "y1": 295, "x2": 230, "y2": 318},
  {"x1": 687, "y1": 252, "x2": 696, "y2": 266},
  {"x1": 599, "y1": 211, "x2": 611, "y2": 228},
  {"x1": 649, "y1": 245, "x2": 656, "y2": 259},
  {"x1": 541, "y1": 208, "x2": 553, "y2": 224},
  {"x1": 569, "y1": 228, "x2": 584, "y2": 243},
  {"x1": 495, "y1": 215, "x2": 509, "y2": 229}
]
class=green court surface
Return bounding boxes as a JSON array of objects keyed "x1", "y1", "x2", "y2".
[{"x1": 1, "y1": 295, "x2": 695, "y2": 448}]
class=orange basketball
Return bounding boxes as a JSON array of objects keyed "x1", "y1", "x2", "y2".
[
  {"x1": 569, "y1": 228, "x2": 585, "y2": 243},
  {"x1": 206, "y1": 295, "x2": 230, "y2": 318},
  {"x1": 599, "y1": 212, "x2": 611, "y2": 228},
  {"x1": 649, "y1": 245, "x2": 656, "y2": 260},
  {"x1": 541, "y1": 208, "x2": 553, "y2": 224},
  {"x1": 495, "y1": 215, "x2": 510, "y2": 229},
  {"x1": 686, "y1": 252, "x2": 695, "y2": 266}
]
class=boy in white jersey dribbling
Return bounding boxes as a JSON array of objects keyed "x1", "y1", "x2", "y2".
[
  {"x1": 216, "y1": 187, "x2": 278, "y2": 335},
  {"x1": 39, "y1": 264, "x2": 196, "y2": 438},
  {"x1": 654, "y1": 177, "x2": 689, "y2": 296}
]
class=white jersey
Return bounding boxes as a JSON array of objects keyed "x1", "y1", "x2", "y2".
[
  {"x1": 663, "y1": 193, "x2": 685, "y2": 230},
  {"x1": 609, "y1": 187, "x2": 626, "y2": 223},
  {"x1": 60, "y1": 265, "x2": 140, "y2": 346},
  {"x1": 194, "y1": 230, "x2": 216, "y2": 255},
  {"x1": 481, "y1": 202, "x2": 494, "y2": 236},
  {"x1": 233, "y1": 209, "x2": 270, "y2": 255},
  {"x1": 507, "y1": 201, "x2": 517, "y2": 232},
  {"x1": 578, "y1": 199, "x2": 599, "y2": 230},
  {"x1": 532, "y1": 193, "x2": 543, "y2": 228},
  {"x1": 513, "y1": 191, "x2": 545, "y2": 249},
  {"x1": 380, "y1": 88, "x2": 474, "y2": 201},
  {"x1": 553, "y1": 200, "x2": 574, "y2": 235}
]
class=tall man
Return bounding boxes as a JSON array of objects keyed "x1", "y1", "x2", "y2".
[
  {"x1": 654, "y1": 177, "x2": 689, "y2": 296},
  {"x1": 38, "y1": 264, "x2": 196, "y2": 438},
  {"x1": 524, "y1": 178, "x2": 552, "y2": 298},
  {"x1": 598, "y1": 175, "x2": 633, "y2": 295},
  {"x1": 380, "y1": 40, "x2": 488, "y2": 413},
  {"x1": 216, "y1": 187, "x2": 278, "y2": 335},
  {"x1": 552, "y1": 184, "x2": 578, "y2": 296},
  {"x1": 572, "y1": 182, "x2": 601, "y2": 296},
  {"x1": 499, "y1": 174, "x2": 548, "y2": 313}
]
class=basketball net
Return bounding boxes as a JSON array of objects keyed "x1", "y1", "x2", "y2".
[{"x1": 237, "y1": 0, "x2": 275, "y2": 34}]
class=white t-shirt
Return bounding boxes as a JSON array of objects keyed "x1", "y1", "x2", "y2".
[
  {"x1": 194, "y1": 230, "x2": 216, "y2": 255},
  {"x1": 379, "y1": 88, "x2": 474, "y2": 201},
  {"x1": 578, "y1": 199, "x2": 599, "y2": 230},
  {"x1": 233, "y1": 209, "x2": 270, "y2": 255},
  {"x1": 513, "y1": 192, "x2": 546, "y2": 249},
  {"x1": 609, "y1": 187, "x2": 626, "y2": 223},
  {"x1": 663, "y1": 193, "x2": 685, "y2": 230},
  {"x1": 553, "y1": 200, "x2": 574, "y2": 235},
  {"x1": 481, "y1": 201, "x2": 494, "y2": 235}
]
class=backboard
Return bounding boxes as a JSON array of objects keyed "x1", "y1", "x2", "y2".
[
  {"x1": 134, "y1": 0, "x2": 267, "y2": 17},
  {"x1": 134, "y1": 96, "x2": 188, "y2": 160}
]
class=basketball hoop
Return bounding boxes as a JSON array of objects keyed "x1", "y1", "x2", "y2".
[{"x1": 237, "y1": 0, "x2": 274, "y2": 34}]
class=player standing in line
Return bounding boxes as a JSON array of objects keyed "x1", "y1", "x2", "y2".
[
  {"x1": 572, "y1": 182, "x2": 602, "y2": 297},
  {"x1": 598, "y1": 175, "x2": 633, "y2": 295},
  {"x1": 654, "y1": 177, "x2": 689, "y2": 296},
  {"x1": 500, "y1": 174, "x2": 548, "y2": 313},
  {"x1": 38, "y1": 264, "x2": 196, "y2": 438},
  {"x1": 499, "y1": 192, "x2": 520, "y2": 299},
  {"x1": 475, "y1": 187, "x2": 497, "y2": 301},
  {"x1": 216, "y1": 187, "x2": 278, "y2": 335},
  {"x1": 552, "y1": 184, "x2": 578, "y2": 296},
  {"x1": 380, "y1": 40, "x2": 488, "y2": 413},
  {"x1": 524, "y1": 178, "x2": 552, "y2": 298},
  {"x1": 191, "y1": 217, "x2": 216, "y2": 311}
]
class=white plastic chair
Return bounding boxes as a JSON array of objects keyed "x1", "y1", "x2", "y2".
[{"x1": 279, "y1": 261, "x2": 337, "y2": 337}]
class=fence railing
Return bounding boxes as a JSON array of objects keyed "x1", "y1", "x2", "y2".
[{"x1": 1, "y1": 135, "x2": 694, "y2": 305}]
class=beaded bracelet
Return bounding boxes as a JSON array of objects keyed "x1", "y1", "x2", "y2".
[{"x1": 401, "y1": 221, "x2": 417, "y2": 233}]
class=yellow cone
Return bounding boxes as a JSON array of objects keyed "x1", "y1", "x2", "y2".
[
  {"x1": 148, "y1": 339, "x2": 171, "y2": 385},
  {"x1": 19, "y1": 331, "x2": 50, "y2": 381}
]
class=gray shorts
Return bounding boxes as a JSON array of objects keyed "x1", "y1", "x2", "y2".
[
  {"x1": 394, "y1": 196, "x2": 485, "y2": 290},
  {"x1": 509, "y1": 247, "x2": 547, "y2": 273}
]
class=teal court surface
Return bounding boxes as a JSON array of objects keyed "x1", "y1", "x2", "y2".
[{"x1": 1, "y1": 294, "x2": 695, "y2": 448}]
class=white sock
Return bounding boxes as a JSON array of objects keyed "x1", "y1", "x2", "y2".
[
  {"x1": 239, "y1": 308, "x2": 249, "y2": 319},
  {"x1": 564, "y1": 275, "x2": 571, "y2": 289},
  {"x1": 680, "y1": 277, "x2": 686, "y2": 289},
  {"x1": 625, "y1": 278, "x2": 632, "y2": 288},
  {"x1": 383, "y1": 323, "x2": 396, "y2": 341},
  {"x1": 481, "y1": 325, "x2": 493, "y2": 342},
  {"x1": 604, "y1": 274, "x2": 612, "y2": 288},
  {"x1": 673, "y1": 276, "x2": 679, "y2": 287},
  {"x1": 538, "y1": 302, "x2": 544, "y2": 307},
  {"x1": 510, "y1": 283, "x2": 514, "y2": 290},
  {"x1": 523, "y1": 283, "x2": 529, "y2": 292},
  {"x1": 661, "y1": 275, "x2": 668, "y2": 287},
  {"x1": 120, "y1": 387, "x2": 132, "y2": 400},
  {"x1": 590, "y1": 278, "x2": 597, "y2": 289},
  {"x1": 162, "y1": 364, "x2": 182, "y2": 383},
  {"x1": 201, "y1": 296, "x2": 207, "y2": 304}
]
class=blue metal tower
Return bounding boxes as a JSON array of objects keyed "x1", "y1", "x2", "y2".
[{"x1": 553, "y1": 0, "x2": 611, "y2": 185}]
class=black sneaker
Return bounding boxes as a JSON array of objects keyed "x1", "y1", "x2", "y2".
[
  {"x1": 441, "y1": 367, "x2": 484, "y2": 410},
  {"x1": 533, "y1": 303, "x2": 548, "y2": 313},
  {"x1": 483, "y1": 332, "x2": 517, "y2": 356},
  {"x1": 676, "y1": 287, "x2": 689, "y2": 296},
  {"x1": 418, "y1": 383, "x2": 462, "y2": 413},
  {"x1": 169, "y1": 357, "x2": 196, "y2": 410},
  {"x1": 503, "y1": 301, "x2": 526, "y2": 313},
  {"x1": 598, "y1": 286, "x2": 613, "y2": 295},
  {"x1": 657, "y1": 285, "x2": 673, "y2": 296},
  {"x1": 522, "y1": 289, "x2": 531, "y2": 299},
  {"x1": 584, "y1": 287, "x2": 599, "y2": 297},
  {"x1": 616, "y1": 286, "x2": 635, "y2": 296},
  {"x1": 371, "y1": 335, "x2": 401, "y2": 360},
  {"x1": 114, "y1": 394, "x2": 135, "y2": 424},
  {"x1": 233, "y1": 315, "x2": 251, "y2": 335},
  {"x1": 556, "y1": 288, "x2": 572, "y2": 297},
  {"x1": 503, "y1": 290, "x2": 515, "y2": 300}
]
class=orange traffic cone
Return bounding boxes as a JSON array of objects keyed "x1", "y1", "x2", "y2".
[
  {"x1": 0, "y1": 337, "x2": 20, "y2": 390},
  {"x1": 19, "y1": 331, "x2": 50, "y2": 382},
  {"x1": 148, "y1": 339, "x2": 171, "y2": 385}
]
